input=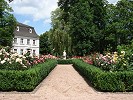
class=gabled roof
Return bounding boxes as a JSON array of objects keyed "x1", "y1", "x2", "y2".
[{"x1": 14, "y1": 22, "x2": 39, "y2": 38}]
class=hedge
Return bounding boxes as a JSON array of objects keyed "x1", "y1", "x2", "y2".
[
  {"x1": 57, "y1": 59, "x2": 73, "y2": 64},
  {"x1": 72, "y1": 59, "x2": 133, "y2": 92},
  {"x1": 0, "y1": 59, "x2": 57, "y2": 91},
  {"x1": 1, "y1": 59, "x2": 133, "y2": 92}
]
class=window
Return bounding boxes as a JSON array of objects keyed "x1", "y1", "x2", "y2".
[
  {"x1": 33, "y1": 40, "x2": 35, "y2": 45},
  {"x1": 14, "y1": 38, "x2": 17, "y2": 44},
  {"x1": 27, "y1": 39, "x2": 30, "y2": 45},
  {"x1": 17, "y1": 26, "x2": 19, "y2": 31},
  {"x1": 33, "y1": 50, "x2": 36, "y2": 56},
  {"x1": 29, "y1": 28, "x2": 32, "y2": 33},
  {"x1": 20, "y1": 38, "x2": 23, "y2": 44},
  {"x1": 14, "y1": 49, "x2": 17, "y2": 53},
  {"x1": 20, "y1": 49, "x2": 23, "y2": 55}
]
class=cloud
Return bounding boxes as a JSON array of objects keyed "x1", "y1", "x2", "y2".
[
  {"x1": 9, "y1": 0, "x2": 58, "y2": 22},
  {"x1": 108, "y1": 0, "x2": 119, "y2": 4},
  {"x1": 44, "y1": 18, "x2": 51, "y2": 23},
  {"x1": 23, "y1": 20, "x2": 30, "y2": 25},
  {"x1": 9, "y1": 0, "x2": 119, "y2": 22}
]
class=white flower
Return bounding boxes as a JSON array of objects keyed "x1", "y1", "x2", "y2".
[
  {"x1": 23, "y1": 66, "x2": 27, "y2": 68},
  {"x1": 1, "y1": 60, "x2": 6, "y2": 64},
  {"x1": 11, "y1": 53, "x2": 18, "y2": 59},
  {"x1": 121, "y1": 51, "x2": 125, "y2": 55},
  {"x1": 6, "y1": 52, "x2": 9, "y2": 56},
  {"x1": 19, "y1": 55, "x2": 23, "y2": 58},
  {"x1": 0, "y1": 52, "x2": 2, "y2": 55},
  {"x1": 101, "y1": 64, "x2": 104, "y2": 66},
  {"x1": 123, "y1": 63, "x2": 126, "y2": 66},
  {"x1": 1, "y1": 48, "x2": 6, "y2": 53},
  {"x1": 16, "y1": 58, "x2": 22, "y2": 63},
  {"x1": 4, "y1": 58, "x2": 10, "y2": 61},
  {"x1": 23, "y1": 56, "x2": 26, "y2": 59}
]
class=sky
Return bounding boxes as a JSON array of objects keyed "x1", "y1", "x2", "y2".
[{"x1": 8, "y1": 0, "x2": 119, "y2": 35}]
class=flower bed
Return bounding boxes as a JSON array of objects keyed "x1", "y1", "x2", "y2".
[{"x1": 0, "y1": 47, "x2": 58, "y2": 91}]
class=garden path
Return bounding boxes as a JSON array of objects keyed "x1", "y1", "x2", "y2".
[{"x1": 0, "y1": 64, "x2": 133, "y2": 100}]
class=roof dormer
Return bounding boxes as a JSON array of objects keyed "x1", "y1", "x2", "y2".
[
  {"x1": 29, "y1": 28, "x2": 32, "y2": 33},
  {"x1": 16, "y1": 26, "x2": 19, "y2": 31}
]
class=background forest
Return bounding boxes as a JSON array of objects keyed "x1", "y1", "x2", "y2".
[{"x1": 40, "y1": 0, "x2": 133, "y2": 57}]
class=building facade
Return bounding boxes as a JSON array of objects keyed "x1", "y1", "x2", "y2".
[{"x1": 12, "y1": 23, "x2": 39, "y2": 56}]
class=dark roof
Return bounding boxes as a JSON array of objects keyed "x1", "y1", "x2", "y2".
[{"x1": 14, "y1": 22, "x2": 39, "y2": 38}]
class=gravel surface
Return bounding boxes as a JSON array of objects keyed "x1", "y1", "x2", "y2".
[{"x1": 0, "y1": 64, "x2": 133, "y2": 100}]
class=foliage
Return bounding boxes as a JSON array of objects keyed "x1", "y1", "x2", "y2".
[
  {"x1": 0, "y1": 59, "x2": 57, "y2": 91},
  {"x1": 39, "y1": 31, "x2": 52, "y2": 55},
  {"x1": 57, "y1": 59, "x2": 72, "y2": 64},
  {"x1": 0, "y1": 0, "x2": 16, "y2": 47},
  {"x1": 0, "y1": 47, "x2": 30, "y2": 70},
  {"x1": 50, "y1": 8, "x2": 72, "y2": 57},
  {"x1": 117, "y1": 42, "x2": 133, "y2": 70},
  {"x1": 0, "y1": 47, "x2": 57, "y2": 70},
  {"x1": 58, "y1": 0, "x2": 107, "y2": 55},
  {"x1": 72, "y1": 59, "x2": 133, "y2": 92},
  {"x1": 105, "y1": 0, "x2": 133, "y2": 51},
  {"x1": 92, "y1": 51, "x2": 132, "y2": 72}
]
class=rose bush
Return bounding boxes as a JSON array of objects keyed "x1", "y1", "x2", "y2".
[
  {"x1": 91, "y1": 50, "x2": 133, "y2": 71},
  {"x1": 0, "y1": 47, "x2": 29, "y2": 70},
  {"x1": 0, "y1": 47, "x2": 57, "y2": 70}
]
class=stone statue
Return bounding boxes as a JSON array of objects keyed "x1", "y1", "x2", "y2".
[{"x1": 63, "y1": 50, "x2": 66, "y2": 59}]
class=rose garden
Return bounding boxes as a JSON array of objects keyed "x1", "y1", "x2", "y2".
[{"x1": 0, "y1": 0, "x2": 133, "y2": 99}]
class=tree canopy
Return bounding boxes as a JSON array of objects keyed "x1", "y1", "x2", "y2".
[
  {"x1": 0, "y1": 0, "x2": 16, "y2": 47},
  {"x1": 39, "y1": 0, "x2": 133, "y2": 56}
]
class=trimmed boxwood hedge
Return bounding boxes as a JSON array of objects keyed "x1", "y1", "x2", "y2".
[
  {"x1": 1, "y1": 59, "x2": 133, "y2": 92},
  {"x1": 0, "y1": 59, "x2": 57, "y2": 91},
  {"x1": 72, "y1": 59, "x2": 133, "y2": 92},
  {"x1": 57, "y1": 59, "x2": 73, "y2": 64}
]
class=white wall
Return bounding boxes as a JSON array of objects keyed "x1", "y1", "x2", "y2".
[{"x1": 12, "y1": 36, "x2": 39, "y2": 56}]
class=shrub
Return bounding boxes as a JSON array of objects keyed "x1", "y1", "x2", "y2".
[
  {"x1": 57, "y1": 59, "x2": 73, "y2": 64},
  {"x1": 72, "y1": 59, "x2": 133, "y2": 92},
  {"x1": 0, "y1": 59, "x2": 57, "y2": 91}
]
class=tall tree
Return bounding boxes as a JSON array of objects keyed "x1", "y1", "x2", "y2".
[
  {"x1": 39, "y1": 31, "x2": 52, "y2": 55},
  {"x1": 58, "y1": 0, "x2": 107, "y2": 55},
  {"x1": 50, "y1": 8, "x2": 72, "y2": 57},
  {"x1": 105, "y1": 0, "x2": 133, "y2": 51},
  {"x1": 0, "y1": 0, "x2": 16, "y2": 47}
]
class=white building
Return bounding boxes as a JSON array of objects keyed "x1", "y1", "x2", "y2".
[{"x1": 12, "y1": 22, "x2": 39, "y2": 56}]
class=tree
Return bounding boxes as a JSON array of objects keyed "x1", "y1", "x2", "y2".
[
  {"x1": 104, "y1": 0, "x2": 133, "y2": 51},
  {"x1": 0, "y1": 0, "x2": 16, "y2": 47},
  {"x1": 39, "y1": 31, "x2": 52, "y2": 55},
  {"x1": 58, "y1": 0, "x2": 107, "y2": 55},
  {"x1": 50, "y1": 8, "x2": 72, "y2": 57}
]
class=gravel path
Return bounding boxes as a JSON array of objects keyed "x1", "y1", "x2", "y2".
[{"x1": 0, "y1": 64, "x2": 133, "y2": 100}]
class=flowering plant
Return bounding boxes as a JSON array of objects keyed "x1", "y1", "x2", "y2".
[
  {"x1": 0, "y1": 47, "x2": 29, "y2": 70},
  {"x1": 71, "y1": 56, "x2": 93, "y2": 65},
  {"x1": 93, "y1": 53, "x2": 115, "y2": 71},
  {"x1": 32, "y1": 54, "x2": 57, "y2": 65}
]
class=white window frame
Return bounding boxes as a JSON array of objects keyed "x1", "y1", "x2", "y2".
[
  {"x1": 17, "y1": 26, "x2": 19, "y2": 31},
  {"x1": 29, "y1": 28, "x2": 32, "y2": 33}
]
